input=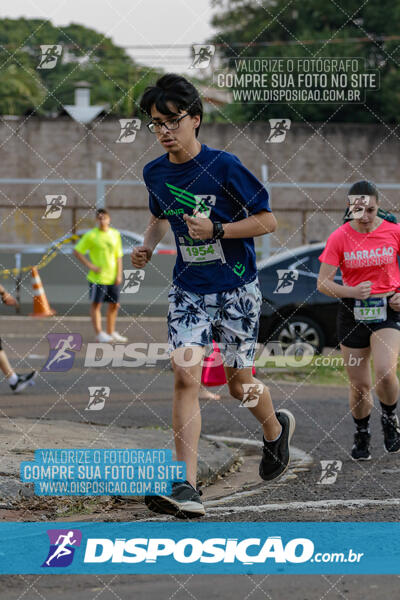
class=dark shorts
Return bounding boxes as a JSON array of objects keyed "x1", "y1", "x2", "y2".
[
  {"x1": 337, "y1": 297, "x2": 400, "y2": 348},
  {"x1": 89, "y1": 283, "x2": 120, "y2": 304}
]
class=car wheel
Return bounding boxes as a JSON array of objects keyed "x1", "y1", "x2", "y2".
[{"x1": 259, "y1": 315, "x2": 325, "y2": 355}]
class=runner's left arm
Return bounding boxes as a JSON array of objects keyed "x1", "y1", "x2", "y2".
[
  {"x1": 183, "y1": 210, "x2": 276, "y2": 240},
  {"x1": 220, "y1": 210, "x2": 277, "y2": 238}
]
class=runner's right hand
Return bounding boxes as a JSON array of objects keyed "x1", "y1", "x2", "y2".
[
  {"x1": 352, "y1": 281, "x2": 372, "y2": 299},
  {"x1": 131, "y1": 246, "x2": 152, "y2": 268}
]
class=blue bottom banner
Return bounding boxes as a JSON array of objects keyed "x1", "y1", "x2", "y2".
[{"x1": 0, "y1": 522, "x2": 399, "y2": 574}]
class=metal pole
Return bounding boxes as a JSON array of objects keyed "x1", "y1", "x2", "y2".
[
  {"x1": 15, "y1": 252, "x2": 21, "y2": 314},
  {"x1": 261, "y1": 164, "x2": 270, "y2": 259},
  {"x1": 96, "y1": 161, "x2": 105, "y2": 209}
]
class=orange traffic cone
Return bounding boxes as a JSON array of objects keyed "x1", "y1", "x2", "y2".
[{"x1": 30, "y1": 267, "x2": 56, "y2": 317}]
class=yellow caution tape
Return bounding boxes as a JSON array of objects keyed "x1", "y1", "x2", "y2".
[{"x1": 0, "y1": 234, "x2": 81, "y2": 279}]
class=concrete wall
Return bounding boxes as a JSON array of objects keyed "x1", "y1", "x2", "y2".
[{"x1": 1, "y1": 117, "x2": 399, "y2": 248}]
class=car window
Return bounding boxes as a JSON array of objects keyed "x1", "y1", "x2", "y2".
[
  {"x1": 312, "y1": 251, "x2": 342, "y2": 281},
  {"x1": 310, "y1": 253, "x2": 322, "y2": 275},
  {"x1": 288, "y1": 255, "x2": 316, "y2": 278},
  {"x1": 120, "y1": 234, "x2": 140, "y2": 248}
]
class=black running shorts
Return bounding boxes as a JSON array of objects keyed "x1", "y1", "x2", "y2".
[
  {"x1": 88, "y1": 283, "x2": 120, "y2": 304},
  {"x1": 337, "y1": 297, "x2": 400, "y2": 348}
]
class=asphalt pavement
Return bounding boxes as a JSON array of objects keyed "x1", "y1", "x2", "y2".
[{"x1": 0, "y1": 317, "x2": 399, "y2": 599}]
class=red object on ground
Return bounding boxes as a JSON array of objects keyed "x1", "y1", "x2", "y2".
[{"x1": 201, "y1": 341, "x2": 256, "y2": 387}]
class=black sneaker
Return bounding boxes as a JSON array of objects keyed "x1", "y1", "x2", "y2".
[
  {"x1": 259, "y1": 409, "x2": 296, "y2": 481},
  {"x1": 10, "y1": 371, "x2": 37, "y2": 394},
  {"x1": 381, "y1": 414, "x2": 400, "y2": 453},
  {"x1": 145, "y1": 480, "x2": 205, "y2": 518},
  {"x1": 351, "y1": 430, "x2": 371, "y2": 460}
]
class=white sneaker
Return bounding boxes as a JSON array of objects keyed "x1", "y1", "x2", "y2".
[
  {"x1": 96, "y1": 331, "x2": 114, "y2": 343},
  {"x1": 111, "y1": 331, "x2": 128, "y2": 343}
]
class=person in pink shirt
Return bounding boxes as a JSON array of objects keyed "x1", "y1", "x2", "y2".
[{"x1": 318, "y1": 181, "x2": 400, "y2": 460}]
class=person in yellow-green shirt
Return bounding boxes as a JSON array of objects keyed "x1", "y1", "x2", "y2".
[{"x1": 74, "y1": 209, "x2": 128, "y2": 343}]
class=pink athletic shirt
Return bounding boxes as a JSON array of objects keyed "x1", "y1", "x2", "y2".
[{"x1": 319, "y1": 220, "x2": 400, "y2": 294}]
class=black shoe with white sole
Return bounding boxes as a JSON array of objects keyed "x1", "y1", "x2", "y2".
[
  {"x1": 381, "y1": 414, "x2": 400, "y2": 453},
  {"x1": 259, "y1": 409, "x2": 296, "y2": 481},
  {"x1": 351, "y1": 430, "x2": 371, "y2": 460},
  {"x1": 145, "y1": 480, "x2": 205, "y2": 518},
  {"x1": 10, "y1": 371, "x2": 37, "y2": 394}
]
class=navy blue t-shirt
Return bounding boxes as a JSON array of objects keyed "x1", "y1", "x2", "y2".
[{"x1": 143, "y1": 144, "x2": 271, "y2": 294}]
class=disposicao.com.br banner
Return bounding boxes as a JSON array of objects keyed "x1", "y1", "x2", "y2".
[{"x1": 0, "y1": 522, "x2": 399, "y2": 574}]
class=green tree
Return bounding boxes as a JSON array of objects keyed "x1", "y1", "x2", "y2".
[
  {"x1": 209, "y1": 0, "x2": 400, "y2": 123},
  {"x1": 0, "y1": 63, "x2": 44, "y2": 115},
  {"x1": 0, "y1": 18, "x2": 159, "y2": 117}
]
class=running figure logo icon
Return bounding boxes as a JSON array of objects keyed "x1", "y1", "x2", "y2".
[
  {"x1": 317, "y1": 460, "x2": 342, "y2": 485},
  {"x1": 42, "y1": 529, "x2": 82, "y2": 567},
  {"x1": 115, "y1": 119, "x2": 141, "y2": 143},
  {"x1": 266, "y1": 119, "x2": 291, "y2": 143},
  {"x1": 166, "y1": 183, "x2": 216, "y2": 218},
  {"x1": 348, "y1": 195, "x2": 370, "y2": 220},
  {"x1": 121, "y1": 269, "x2": 145, "y2": 293},
  {"x1": 274, "y1": 269, "x2": 299, "y2": 294},
  {"x1": 240, "y1": 383, "x2": 263, "y2": 408},
  {"x1": 190, "y1": 44, "x2": 215, "y2": 69},
  {"x1": 37, "y1": 45, "x2": 62, "y2": 69},
  {"x1": 193, "y1": 194, "x2": 216, "y2": 219},
  {"x1": 86, "y1": 386, "x2": 110, "y2": 410},
  {"x1": 41, "y1": 334, "x2": 82, "y2": 372},
  {"x1": 42, "y1": 195, "x2": 67, "y2": 219}
]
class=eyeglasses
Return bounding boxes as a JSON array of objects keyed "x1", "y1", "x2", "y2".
[{"x1": 147, "y1": 113, "x2": 189, "y2": 134}]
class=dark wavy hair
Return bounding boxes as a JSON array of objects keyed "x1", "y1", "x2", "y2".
[
  {"x1": 348, "y1": 180, "x2": 379, "y2": 202},
  {"x1": 139, "y1": 74, "x2": 203, "y2": 137}
]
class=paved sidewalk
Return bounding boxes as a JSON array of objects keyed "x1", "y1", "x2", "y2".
[{"x1": 0, "y1": 417, "x2": 239, "y2": 503}]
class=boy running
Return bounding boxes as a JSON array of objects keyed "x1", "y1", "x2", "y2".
[
  {"x1": 74, "y1": 209, "x2": 127, "y2": 343},
  {"x1": 132, "y1": 74, "x2": 295, "y2": 518}
]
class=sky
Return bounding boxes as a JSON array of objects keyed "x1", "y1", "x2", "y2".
[{"x1": 1, "y1": 0, "x2": 218, "y2": 73}]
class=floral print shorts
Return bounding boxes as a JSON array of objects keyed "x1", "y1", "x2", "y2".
[{"x1": 167, "y1": 279, "x2": 262, "y2": 368}]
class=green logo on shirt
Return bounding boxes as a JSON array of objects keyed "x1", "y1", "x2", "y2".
[
  {"x1": 166, "y1": 183, "x2": 198, "y2": 210},
  {"x1": 233, "y1": 262, "x2": 246, "y2": 277},
  {"x1": 165, "y1": 183, "x2": 215, "y2": 217},
  {"x1": 163, "y1": 208, "x2": 184, "y2": 216}
]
